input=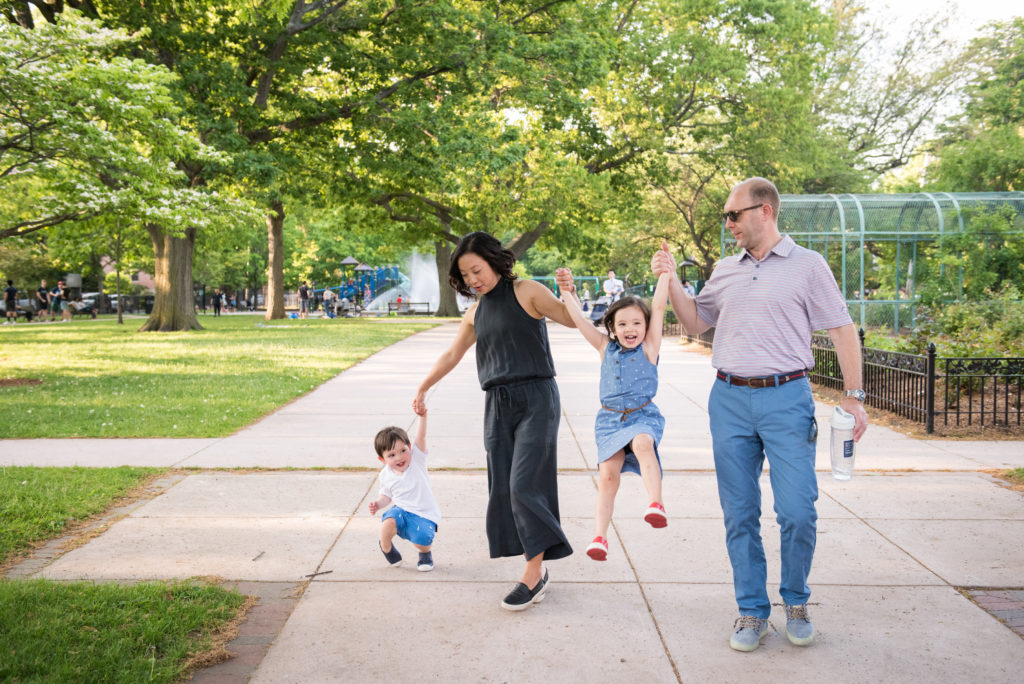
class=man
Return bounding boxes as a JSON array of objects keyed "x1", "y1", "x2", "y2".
[
  {"x1": 298, "y1": 280, "x2": 310, "y2": 318},
  {"x1": 49, "y1": 281, "x2": 62, "y2": 321},
  {"x1": 322, "y1": 285, "x2": 336, "y2": 318},
  {"x1": 4, "y1": 280, "x2": 17, "y2": 324},
  {"x1": 602, "y1": 269, "x2": 623, "y2": 302},
  {"x1": 57, "y1": 281, "x2": 70, "y2": 322},
  {"x1": 681, "y1": 279, "x2": 696, "y2": 297},
  {"x1": 211, "y1": 288, "x2": 222, "y2": 317},
  {"x1": 35, "y1": 279, "x2": 49, "y2": 322},
  {"x1": 652, "y1": 177, "x2": 868, "y2": 653}
]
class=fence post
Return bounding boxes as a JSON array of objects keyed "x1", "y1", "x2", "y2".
[
  {"x1": 926, "y1": 342, "x2": 936, "y2": 434},
  {"x1": 858, "y1": 327, "x2": 866, "y2": 386}
]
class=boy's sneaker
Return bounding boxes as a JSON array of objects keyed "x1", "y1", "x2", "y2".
[
  {"x1": 785, "y1": 604, "x2": 815, "y2": 646},
  {"x1": 586, "y1": 536, "x2": 609, "y2": 561},
  {"x1": 417, "y1": 551, "x2": 434, "y2": 572},
  {"x1": 379, "y1": 541, "x2": 402, "y2": 567},
  {"x1": 643, "y1": 502, "x2": 668, "y2": 528},
  {"x1": 729, "y1": 616, "x2": 769, "y2": 652},
  {"x1": 501, "y1": 569, "x2": 548, "y2": 612}
]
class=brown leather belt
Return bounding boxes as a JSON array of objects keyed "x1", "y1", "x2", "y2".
[
  {"x1": 715, "y1": 370, "x2": 807, "y2": 388},
  {"x1": 601, "y1": 399, "x2": 652, "y2": 422}
]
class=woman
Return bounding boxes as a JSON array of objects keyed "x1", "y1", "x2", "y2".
[{"x1": 413, "y1": 232, "x2": 576, "y2": 611}]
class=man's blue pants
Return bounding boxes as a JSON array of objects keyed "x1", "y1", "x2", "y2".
[{"x1": 709, "y1": 376, "x2": 819, "y2": 618}]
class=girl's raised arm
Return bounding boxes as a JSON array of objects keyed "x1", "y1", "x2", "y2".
[
  {"x1": 556, "y1": 268, "x2": 607, "y2": 354},
  {"x1": 644, "y1": 272, "x2": 672, "y2": 364}
]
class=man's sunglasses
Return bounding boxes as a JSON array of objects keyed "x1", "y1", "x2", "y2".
[{"x1": 721, "y1": 203, "x2": 765, "y2": 223}]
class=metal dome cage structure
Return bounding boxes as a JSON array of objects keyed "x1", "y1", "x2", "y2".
[{"x1": 720, "y1": 192, "x2": 1024, "y2": 331}]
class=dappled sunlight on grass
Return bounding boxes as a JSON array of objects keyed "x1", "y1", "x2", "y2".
[{"x1": 0, "y1": 316, "x2": 438, "y2": 437}]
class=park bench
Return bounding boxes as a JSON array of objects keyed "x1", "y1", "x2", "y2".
[{"x1": 387, "y1": 301, "x2": 432, "y2": 315}]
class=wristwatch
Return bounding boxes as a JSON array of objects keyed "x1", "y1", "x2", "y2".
[{"x1": 844, "y1": 389, "x2": 866, "y2": 402}]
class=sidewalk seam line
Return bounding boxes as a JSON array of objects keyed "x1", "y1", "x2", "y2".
[
  {"x1": 820, "y1": 488, "x2": 954, "y2": 587},
  {"x1": 600, "y1": 474, "x2": 683, "y2": 684}
]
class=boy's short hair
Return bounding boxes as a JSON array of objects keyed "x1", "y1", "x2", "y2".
[{"x1": 374, "y1": 426, "x2": 410, "y2": 458}]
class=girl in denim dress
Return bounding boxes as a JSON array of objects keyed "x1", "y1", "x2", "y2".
[{"x1": 557, "y1": 270, "x2": 672, "y2": 561}]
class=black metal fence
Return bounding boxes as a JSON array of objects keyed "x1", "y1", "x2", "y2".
[{"x1": 676, "y1": 327, "x2": 1024, "y2": 433}]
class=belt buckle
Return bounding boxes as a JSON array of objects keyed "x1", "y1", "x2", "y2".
[{"x1": 751, "y1": 376, "x2": 774, "y2": 388}]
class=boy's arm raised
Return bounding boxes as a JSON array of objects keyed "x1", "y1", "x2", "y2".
[
  {"x1": 413, "y1": 410, "x2": 427, "y2": 453},
  {"x1": 644, "y1": 271, "x2": 671, "y2": 363}
]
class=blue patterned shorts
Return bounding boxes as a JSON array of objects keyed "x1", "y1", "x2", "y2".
[{"x1": 382, "y1": 507, "x2": 437, "y2": 546}]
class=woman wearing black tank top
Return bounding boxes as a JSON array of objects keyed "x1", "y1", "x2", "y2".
[{"x1": 413, "y1": 232, "x2": 577, "y2": 611}]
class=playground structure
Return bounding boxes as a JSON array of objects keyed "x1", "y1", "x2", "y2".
[
  {"x1": 307, "y1": 252, "x2": 442, "y2": 315},
  {"x1": 719, "y1": 192, "x2": 1024, "y2": 331}
]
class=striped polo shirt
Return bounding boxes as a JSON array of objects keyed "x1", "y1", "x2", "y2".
[{"x1": 695, "y1": 235, "x2": 852, "y2": 376}]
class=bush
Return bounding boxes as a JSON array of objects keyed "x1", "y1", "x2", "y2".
[{"x1": 865, "y1": 290, "x2": 1024, "y2": 357}]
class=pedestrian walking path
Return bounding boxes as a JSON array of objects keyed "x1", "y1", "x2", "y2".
[{"x1": 3, "y1": 323, "x2": 1023, "y2": 683}]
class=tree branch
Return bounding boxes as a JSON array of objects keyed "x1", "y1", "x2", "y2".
[
  {"x1": 1, "y1": 210, "x2": 92, "y2": 239},
  {"x1": 244, "y1": 64, "x2": 456, "y2": 143}
]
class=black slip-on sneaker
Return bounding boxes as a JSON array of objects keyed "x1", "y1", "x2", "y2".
[
  {"x1": 501, "y1": 569, "x2": 549, "y2": 611},
  {"x1": 417, "y1": 551, "x2": 434, "y2": 572},
  {"x1": 380, "y1": 541, "x2": 403, "y2": 567}
]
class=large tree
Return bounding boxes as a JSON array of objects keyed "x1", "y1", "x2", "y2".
[
  {"x1": 927, "y1": 18, "x2": 1024, "y2": 192},
  {"x1": 1, "y1": 10, "x2": 257, "y2": 331},
  {"x1": 80, "y1": 0, "x2": 612, "y2": 321},
  {"x1": 0, "y1": 12, "x2": 245, "y2": 240}
]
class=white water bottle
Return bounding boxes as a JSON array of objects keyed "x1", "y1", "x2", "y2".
[{"x1": 830, "y1": 406, "x2": 856, "y2": 480}]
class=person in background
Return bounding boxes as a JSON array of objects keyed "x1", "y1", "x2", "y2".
[
  {"x1": 58, "y1": 281, "x2": 70, "y2": 322},
  {"x1": 602, "y1": 270, "x2": 624, "y2": 302},
  {"x1": 35, "y1": 279, "x2": 49, "y2": 322},
  {"x1": 298, "y1": 281, "x2": 310, "y2": 318},
  {"x1": 4, "y1": 279, "x2": 18, "y2": 324}
]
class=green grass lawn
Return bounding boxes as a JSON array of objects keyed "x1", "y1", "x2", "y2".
[
  {"x1": 0, "y1": 315, "x2": 439, "y2": 437},
  {"x1": 0, "y1": 578, "x2": 248, "y2": 682},
  {"x1": 1, "y1": 468, "x2": 246, "y2": 681},
  {"x1": 0, "y1": 465, "x2": 162, "y2": 564},
  {"x1": 1002, "y1": 468, "x2": 1024, "y2": 486}
]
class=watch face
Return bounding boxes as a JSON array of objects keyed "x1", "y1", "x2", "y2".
[{"x1": 846, "y1": 390, "x2": 866, "y2": 401}]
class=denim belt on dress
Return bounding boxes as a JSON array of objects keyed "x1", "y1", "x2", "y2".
[{"x1": 715, "y1": 369, "x2": 807, "y2": 389}]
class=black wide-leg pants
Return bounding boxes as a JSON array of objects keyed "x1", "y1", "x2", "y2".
[{"x1": 483, "y1": 378, "x2": 572, "y2": 561}]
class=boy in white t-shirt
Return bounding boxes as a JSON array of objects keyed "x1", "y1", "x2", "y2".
[{"x1": 369, "y1": 408, "x2": 441, "y2": 572}]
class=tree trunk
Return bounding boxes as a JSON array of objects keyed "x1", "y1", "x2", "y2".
[
  {"x1": 265, "y1": 200, "x2": 285, "y2": 320},
  {"x1": 434, "y1": 235, "x2": 459, "y2": 317},
  {"x1": 138, "y1": 224, "x2": 202, "y2": 332},
  {"x1": 506, "y1": 221, "x2": 549, "y2": 259}
]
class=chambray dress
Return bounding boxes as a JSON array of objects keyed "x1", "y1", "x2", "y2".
[{"x1": 595, "y1": 340, "x2": 665, "y2": 474}]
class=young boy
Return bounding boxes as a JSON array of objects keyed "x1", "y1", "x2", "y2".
[{"x1": 369, "y1": 408, "x2": 440, "y2": 572}]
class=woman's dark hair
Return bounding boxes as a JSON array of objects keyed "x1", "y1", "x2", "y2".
[
  {"x1": 448, "y1": 231, "x2": 517, "y2": 298},
  {"x1": 602, "y1": 296, "x2": 651, "y2": 340}
]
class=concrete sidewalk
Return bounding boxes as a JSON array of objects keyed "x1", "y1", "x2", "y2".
[{"x1": 3, "y1": 322, "x2": 1023, "y2": 683}]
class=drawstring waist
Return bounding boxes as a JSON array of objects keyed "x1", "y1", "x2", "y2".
[
  {"x1": 601, "y1": 400, "x2": 652, "y2": 422},
  {"x1": 485, "y1": 377, "x2": 554, "y2": 417}
]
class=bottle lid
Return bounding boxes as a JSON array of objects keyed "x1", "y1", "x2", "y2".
[{"x1": 831, "y1": 405, "x2": 856, "y2": 430}]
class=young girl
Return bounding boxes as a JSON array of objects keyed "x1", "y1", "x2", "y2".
[{"x1": 557, "y1": 268, "x2": 671, "y2": 561}]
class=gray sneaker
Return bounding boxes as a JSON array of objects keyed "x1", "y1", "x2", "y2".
[
  {"x1": 730, "y1": 615, "x2": 769, "y2": 652},
  {"x1": 785, "y1": 604, "x2": 815, "y2": 646}
]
